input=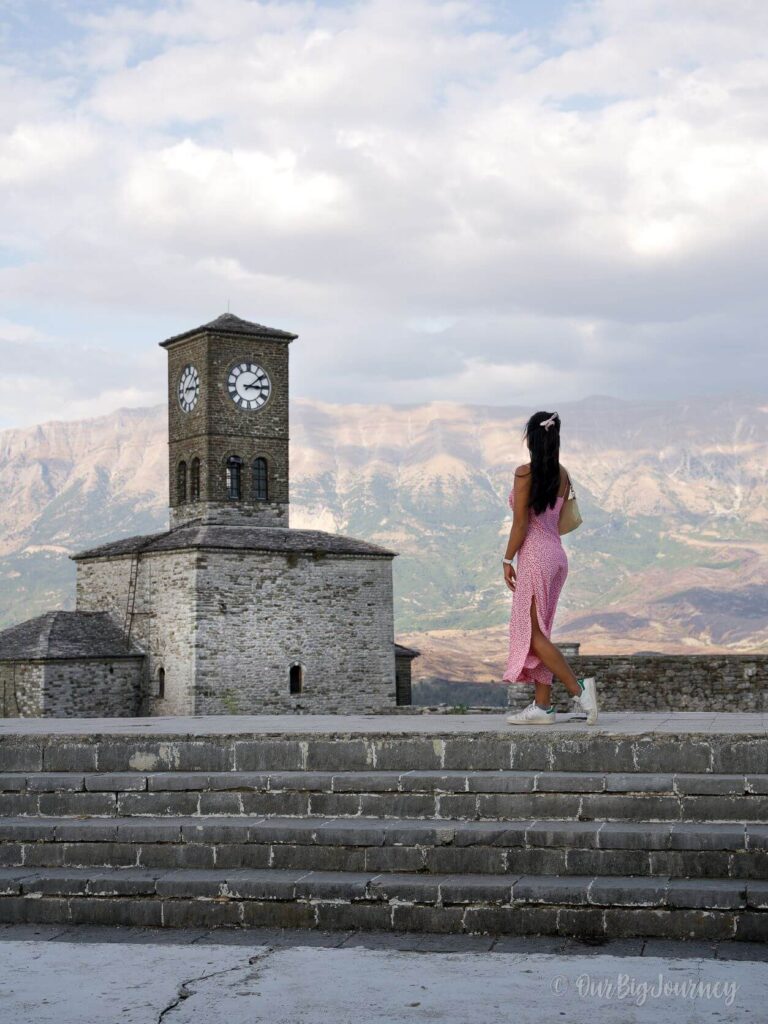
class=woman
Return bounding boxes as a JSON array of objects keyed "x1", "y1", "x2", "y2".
[{"x1": 501, "y1": 410, "x2": 598, "y2": 725}]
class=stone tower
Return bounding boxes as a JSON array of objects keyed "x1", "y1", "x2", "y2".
[
  {"x1": 162, "y1": 312, "x2": 297, "y2": 528},
  {"x1": 0, "y1": 311, "x2": 403, "y2": 717}
]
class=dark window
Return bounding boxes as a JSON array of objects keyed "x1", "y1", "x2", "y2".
[
  {"x1": 253, "y1": 457, "x2": 268, "y2": 501},
  {"x1": 177, "y1": 461, "x2": 187, "y2": 503},
  {"x1": 226, "y1": 456, "x2": 242, "y2": 500},
  {"x1": 289, "y1": 663, "x2": 303, "y2": 694},
  {"x1": 190, "y1": 458, "x2": 201, "y2": 501},
  {"x1": 157, "y1": 667, "x2": 166, "y2": 699}
]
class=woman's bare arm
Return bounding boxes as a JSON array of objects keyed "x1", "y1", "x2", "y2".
[{"x1": 503, "y1": 466, "x2": 531, "y2": 590}]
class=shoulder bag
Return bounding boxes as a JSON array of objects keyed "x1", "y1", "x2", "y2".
[{"x1": 558, "y1": 470, "x2": 583, "y2": 535}]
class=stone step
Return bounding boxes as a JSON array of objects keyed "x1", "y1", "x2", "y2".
[
  {"x1": 0, "y1": 866, "x2": 765, "y2": 940},
  {"x1": 2, "y1": 816, "x2": 766, "y2": 879},
  {"x1": 8, "y1": 769, "x2": 768, "y2": 794},
  {"x1": 2, "y1": 730, "x2": 766, "y2": 775},
  {"x1": 2, "y1": 770, "x2": 767, "y2": 821}
]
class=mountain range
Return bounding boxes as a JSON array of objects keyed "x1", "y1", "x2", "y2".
[{"x1": 1, "y1": 395, "x2": 765, "y2": 681}]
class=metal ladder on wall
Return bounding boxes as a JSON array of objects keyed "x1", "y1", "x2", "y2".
[{"x1": 123, "y1": 553, "x2": 140, "y2": 644}]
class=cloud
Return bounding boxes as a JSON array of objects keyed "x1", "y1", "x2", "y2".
[
  {"x1": 0, "y1": 0, "x2": 767, "y2": 427},
  {"x1": 0, "y1": 120, "x2": 99, "y2": 185},
  {"x1": 122, "y1": 140, "x2": 351, "y2": 234}
]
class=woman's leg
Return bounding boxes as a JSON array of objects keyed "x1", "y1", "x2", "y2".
[{"x1": 530, "y1": 598, "x2": 581, "y2": 700}]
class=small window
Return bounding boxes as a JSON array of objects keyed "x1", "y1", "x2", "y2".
[
  {"x1": 226, "y1": 456, "x2": 242, "y2": 500},
  {"x1": 289, "y1": 663, "x2": 303, "y2": 694},
  {"x1": 253, "y1": 457, "x2": 268, "y2": 502},
  {"x1": 157, "y1": 667, "x2": 166, "y2": 699},
  {"x1": 177, "y1": 461, "x2": 187, "y2": 503},
  {"x1": 190, "y1": 458, "x2": 201, "y2": 501}
]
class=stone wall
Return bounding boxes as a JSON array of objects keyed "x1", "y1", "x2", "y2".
[
  {"x1": 171, "y1": 499, "x2": 289, "y2": 529},
  {"x1": 193, "y1": 549, "x2": 396, "y2": 715},
  {"x1": 75, "y1": 555, "x2": 134, "y2": 627},
  {"x1": 0, "y1": 662, "x2": 43, "y2": 716},
  {"x1": 0, "y1": 659, "x2": 142, "y2": 717},
  {"x1": 42, "y1": 659, "x2": 143, "y2": 717},
  {"x1": 76, "y1": 550, "x2": 199, "y2": 716},
  {"x1": 504, "y1": 654, "x2": 768, "y2": 713},
  {"x1": 76, "y1": 545, "x2": 397, "y2": 716}
]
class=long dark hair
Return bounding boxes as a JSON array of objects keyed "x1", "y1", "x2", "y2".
[{"x1": 523, "y1": 411, "x2": 561, "y2": 514}]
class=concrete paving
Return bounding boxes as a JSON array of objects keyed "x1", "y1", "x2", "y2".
[
  {"x1": 0, "y1": 927, "x2": 765, "y2": 1023},
  {"x1": 1, "y1": 712, "x2": 766, "y2": 736}
]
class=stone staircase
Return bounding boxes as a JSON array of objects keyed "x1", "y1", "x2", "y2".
[{"x1": 0, "y1": 726, "x2": 767, "y2": 940}]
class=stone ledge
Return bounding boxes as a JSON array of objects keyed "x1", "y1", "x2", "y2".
[
  {"x1": 2, "y1": 769, "x2": 768, "y2": 797},
  {"x1": 0, "y1": 866, "x2": 764, "y2": 911},
  {"x1": 0, "y1": 814, "x2": 763, "y2": 849},
  {"x1": 1, "y1": 781, "x2": 767, "y2": 823},
  {"x1": 2, "y1": 724, "x2": 767, "y2": 776},
  {"x1": 0, "y1": 882, "x2": 763, "y2": 940},
  {"x1": 1, "y1": 711, "x2": 767, "y2": 737}
]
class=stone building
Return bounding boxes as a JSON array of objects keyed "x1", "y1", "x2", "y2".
[
  {"x1": 394, "y1": 644, "x2": 420, "y2": 706},
  {"x1": 0, "y1": 611, "x2": 144, "y2": 717},
  {"x1": 0, "y1": 313, "x2": 416, "y2": 717}
]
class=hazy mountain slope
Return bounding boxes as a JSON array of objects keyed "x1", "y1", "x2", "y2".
[
  {"x1": 0, "y1": 396, "x2": 766, "y2": 676},
  {"x1": 0, "y1": 407, "x2": 169, "y2": 625}
]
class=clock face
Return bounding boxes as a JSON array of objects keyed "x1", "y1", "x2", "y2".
[
  {"x1": 178, "y1": 365, "x2": 200, "y2": 412},
  {"x1": 227, "y1": 362, "x2": 271, "y2": 411}
]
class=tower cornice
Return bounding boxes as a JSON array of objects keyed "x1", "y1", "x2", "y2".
[{"x1": 160, "y1": 312, "x2": 298, "y2": 349}]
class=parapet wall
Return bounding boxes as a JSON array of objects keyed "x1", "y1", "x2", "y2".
[
  {"x1": 417, "y1": 653, "x2": 768, "y2": 713},
  {"x1": 542, "y1": 654, "x2": 768, "y2": 713}
]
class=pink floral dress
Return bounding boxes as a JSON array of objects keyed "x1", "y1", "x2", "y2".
[{"x1": 502, "y1": 475, "x2": 568, "y2": 686}]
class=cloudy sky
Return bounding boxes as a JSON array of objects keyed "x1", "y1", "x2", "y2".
[{"x1": 0, "y1": 0, "x2": 766, "y2": 428}]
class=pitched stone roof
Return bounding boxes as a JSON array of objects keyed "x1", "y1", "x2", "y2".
[
  {"x1": 72, "y1": 524, "x2": 396, "y2": 561},
  {"x1": 160, "y1": 312, "x2": 298, "y2": 348},
  {"x1": 394, "y1": 643, "x2": 420, "y2": 659},
  {"x1": 0, "y1": 611, "x2": 143, "y2": 662}
]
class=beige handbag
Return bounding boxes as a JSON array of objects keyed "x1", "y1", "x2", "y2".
[{"x1": 559, "y1": 471, "x2": 583, "y2": 535}]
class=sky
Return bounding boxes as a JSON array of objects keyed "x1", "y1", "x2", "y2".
[{"x1": 0, "y1": 0, "x2": 767, "y2": 428}]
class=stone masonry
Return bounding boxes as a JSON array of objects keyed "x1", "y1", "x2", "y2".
[
  {"x1": 0, "y1": 312, "x2": 404, "y2": 717},
  {"x1": 76, "y1": 550, "x2": 199, "y2": 717},
  {"x1": 0, "y1": 715, "x2": 766, "y2": 941},
  {"x1": 0, "y1": 612, "x2": 144, "y2": 717},
  {"x1": 193, "y1": 550, "x2": 395, "y2": 715},
  {"x1": 502, "y1": 653, "x2": 768, "y2": 713},
  {"x1": 0, "y1": 663, "x2": 42, "y2": 717},
  {"x1": 163, "y1": 315, "x2": 295, "y2": 529},
  {"x1": 571, "y1": 654, "x2": 768, "y2": 712},
  {"x1": 74, "y1": 524, "x2": 397, "y2": 716}
]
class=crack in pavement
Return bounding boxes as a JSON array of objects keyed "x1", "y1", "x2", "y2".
[{"x1": 157, "y1": 946, "x2": 277, "y2": 1023}]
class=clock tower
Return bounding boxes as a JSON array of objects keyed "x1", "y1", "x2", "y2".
[{"x1": 160, "y1": 312, "x2": 297, "y2": 528}]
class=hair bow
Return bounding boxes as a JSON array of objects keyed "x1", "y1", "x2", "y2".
[{"x1": 540, "y1": 413, "x2": 558, "y2": 430}]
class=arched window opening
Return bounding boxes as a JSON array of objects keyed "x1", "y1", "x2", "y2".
[
  {"x1": 190, "y1": 458, "x2": 201, "y2": 502},
  {"x1": 177, "y1": 461, "x2": 187, "y2": 503},
  {"x1": 157, "y1": 667, "x2": 166, "y2": 699},
  {"x1": 226, "y1": 456, "x2": 242, "y2": 500},
  {"x1": 253, "y1": 457, "x2": 268, "y2": 502},
  {"x1": 289, "y1": 663, "x2": 303, "y2": 694}
]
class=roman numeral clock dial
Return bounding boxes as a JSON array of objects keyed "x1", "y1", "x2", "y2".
[{"x1": 228, "y1": 362, "x2": 271, "y2": 410}]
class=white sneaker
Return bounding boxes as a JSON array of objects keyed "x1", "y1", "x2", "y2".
[
  {"x1": 506, "y1": 701, "x2": 557, "y2": 725},
  {"x1": 577, "y1": 677, "x2": 599, "y2": 725},
  {"x1": 568, "y1": 694, "x2": 587, "y2": 720}
]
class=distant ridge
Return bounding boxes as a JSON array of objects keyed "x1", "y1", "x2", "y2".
[{"x1": 0, "y1": 395, "x2": 765, "y2": 675}]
